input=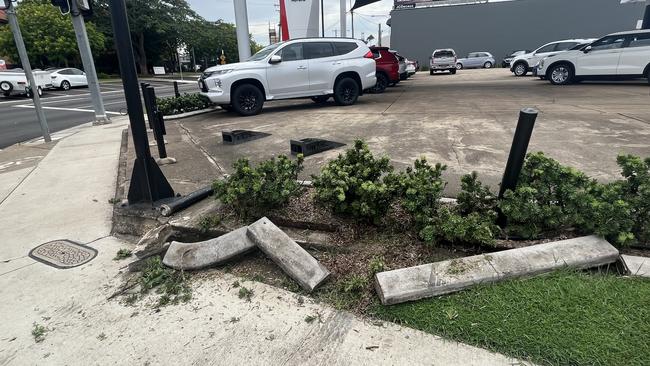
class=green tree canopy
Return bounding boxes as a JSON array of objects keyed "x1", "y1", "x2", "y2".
[{"x1": 0, "y1": 0, "x2": 105, "y2": 68}]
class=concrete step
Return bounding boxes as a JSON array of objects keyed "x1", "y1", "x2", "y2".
[
  {"x1": 375, "y1": 235, "x2": 619, "y2": 305},
  {"x1": 163, "y1": 227, "x2": 256, "y2": 270},
  {"x1": 622, "y1": 254, "x2": 650, "y2": 278},
  {"x1": 247, "y1": 217, "x2": 330, "y2": 292}
]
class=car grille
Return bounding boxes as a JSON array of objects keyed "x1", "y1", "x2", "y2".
[{"x1": 198, "y1": 77, "x2": 208, "y2": 92}]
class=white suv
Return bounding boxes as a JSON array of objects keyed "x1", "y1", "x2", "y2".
[
  {"x1": 510, "y1": 39, "x2": 596, "y2": 77},
  {"x1": 538, "y1": 30, "x2": 650, "y2": 85},
  {"x1": 198, "y1": 38, "x2": 376, "y2": 116}
]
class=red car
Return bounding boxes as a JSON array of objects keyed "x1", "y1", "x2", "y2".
[{"x1": 369, "y1": 46, "x2": 400, "y2": 93}]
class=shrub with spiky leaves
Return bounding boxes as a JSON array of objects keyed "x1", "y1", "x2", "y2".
[
  {"x1": 313, "y1": 140, "x2": 394, "y2": 223},
  {"x1": 214, "y1": 155, "x2": 304, "y2": 218}
]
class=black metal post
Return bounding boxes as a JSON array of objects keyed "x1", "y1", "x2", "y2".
[
  {"x1": 498, "y1": 108, "x2": 538, "y2": 199},
  {"x1": 140, "y1": 82, "x2": 155, "y2": 129},
  {"x1": 109, "y1": 0, "x2": 174, "y2": 204},
  {"x1": 643, "y1": 3, "x2": 650, "y2": 29},
  {"x1": 173, "y1": 81, "x2": 180, "y2": 98},
  {"x1": 321, "y1": 0, "x2": 325, "y2": 37},
  {"x1": 145, "y1": 86, "x2": 167, "y2": 159}
]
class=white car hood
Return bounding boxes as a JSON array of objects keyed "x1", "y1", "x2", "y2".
[{"x1": 204, "y1": 61, "x2": 262, "y2": 73}]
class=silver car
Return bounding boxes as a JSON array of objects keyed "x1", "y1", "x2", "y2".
[{"x1": 456, "y1": 52, "x2": 495, "y2": 69}]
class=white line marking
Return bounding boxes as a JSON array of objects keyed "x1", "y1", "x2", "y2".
[{"x1": 14, "y1": 105, "x2": 121, "y2": 115}]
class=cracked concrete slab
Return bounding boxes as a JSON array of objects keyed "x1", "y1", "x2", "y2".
[
  {"x1": 622, "y1": 254, "x2": 650, "y2": 278},
  {"x1": 375, "y1": 236, "x2": 620, "y2": 305}
]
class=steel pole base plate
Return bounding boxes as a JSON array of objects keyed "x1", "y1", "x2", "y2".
[{"x1": 128, "y1": 157, "x2": 175, "y2": 204}]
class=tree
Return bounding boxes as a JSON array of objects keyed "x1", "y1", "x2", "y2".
[{"x1": 0, "y1": 0, "x2": 105, "y2": 68}]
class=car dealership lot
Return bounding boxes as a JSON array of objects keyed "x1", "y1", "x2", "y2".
[{"x1": 178, "y1": 68, "x2": 650, "y2": 195}]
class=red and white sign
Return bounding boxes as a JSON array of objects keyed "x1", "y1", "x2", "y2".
[{"x1": 280, "y1": 0, "x2": 319, "y2": 41}]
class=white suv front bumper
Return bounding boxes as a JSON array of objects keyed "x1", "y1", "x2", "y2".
[{"x1": 199, "y1": 77, "x2": 231, "y2": 104}]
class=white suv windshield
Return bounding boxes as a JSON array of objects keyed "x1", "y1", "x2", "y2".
[{"x1": 248, "y1": 43, "x2": 282, "y2": 61}]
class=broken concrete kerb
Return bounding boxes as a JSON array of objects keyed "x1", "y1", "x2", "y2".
[
  {"x1": 375, "y1": 235, "x2": 620, "y2": 305},
  {"x1": 247, "y1": 217, "x2": 330, "y2": 292},
  {"x1": 163, "y1": 227, "x2": 256, "y2": 270},
  {"x1": 134, "y1": 224, "x2": 176, "y2": 258}
]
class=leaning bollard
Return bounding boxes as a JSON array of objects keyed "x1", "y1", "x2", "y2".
[
  {"x1": 144, "y1": 86, "x2": 167, "y2": 159},
  {"x1": 173, "y1": 81, "x2": 180, "y2": 98},
  {"x1": 140, "y1": 82, "x2": 155, "y2": 129},
  {"x1": 498, "y1": 107, "x2": 538, "y2": 199}
]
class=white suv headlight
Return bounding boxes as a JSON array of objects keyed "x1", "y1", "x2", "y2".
[{"x1": 203, "y1": 69, "x2": 233, "y2": 78}]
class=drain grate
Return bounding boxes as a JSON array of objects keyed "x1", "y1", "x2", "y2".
[
  {"x1": 290, "y1": 138, "x2": 345, "y2": 157},
  {"x1": 29, "y1": 240, "x2": 98, "y2": 269},
  {"x1": 222, "y1": 130, "x2": 270, "y2": 145}
]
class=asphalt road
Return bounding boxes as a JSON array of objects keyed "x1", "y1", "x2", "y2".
[{"x1": 0, "y1": 79, "x2": 198, "y2": 149}]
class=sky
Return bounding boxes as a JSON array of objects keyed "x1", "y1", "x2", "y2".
[{"x1": 186, "y1": 0, "x2": 395, "y2": 46}]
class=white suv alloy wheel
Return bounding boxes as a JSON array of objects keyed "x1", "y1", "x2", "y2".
[
  {"x1": 514, "y1": 63, "x2": 526, "y2": 76},
  {"x1": 551, "y1": 66, "x2": 570, "y2": 84}
]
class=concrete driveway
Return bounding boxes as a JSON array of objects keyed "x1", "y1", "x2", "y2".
[{"x1": 175, "y1": 69, "x2": 650, "y2": 195}]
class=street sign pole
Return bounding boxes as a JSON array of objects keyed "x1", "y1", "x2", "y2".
[
  {"x1": 69, "y1": 0, "x2": 109, "y2": 125},
  {"x1": 108, "y1": 0, "x2": 174, "y2": 204},
  {"x1": 4, "y1": 0, "x2": 51, "y2": 142},
  {"x1": 233, "y1": 0, "x2": 251, "y2": 61}
]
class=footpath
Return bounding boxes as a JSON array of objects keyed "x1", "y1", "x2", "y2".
[{"x1": 0, "y1": 117, "x2": 526, "y2": 365}]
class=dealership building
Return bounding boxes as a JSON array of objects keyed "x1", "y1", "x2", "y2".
[{"x1": 389, "y1": 0, "x2": 648, "y2": 65}]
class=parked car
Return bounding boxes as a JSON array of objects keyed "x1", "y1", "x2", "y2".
[
  {"x1": 532, "y1": 41, "x2": 594, "y2": 78},
  {"x1": 537, "y1": 30, "x2": 650, "y2": 85},
  {"x1": 429, "y1": 49, "x2": 457, "y2": 75},
  {"x1": 50, "y1": 68, "x2": 88, "y2": 90},
  {"x1": 390, "y1": 51, "x2": 408, "y2": 80},
  {"x1": 510, "y1": 39, "x2": 596, "y2": 76},
  {"x1": 501, "y1": 50, "x2": 530, "y2": 68},
  {"x1": 0, "y1": 69, "x2": 50, "y2": 97},
  {"x1": 369, "y1": 46, "x2": 400, "y2": 93},
  {"x1": 406, "y1": 60, "x2": 417, "y2": 76},
  {"x1": 456, "y1": 52, "x2": 496, "y2": 69},
  {"x1": 199, "y1": 38, "x2": 376, "y2": 116}
]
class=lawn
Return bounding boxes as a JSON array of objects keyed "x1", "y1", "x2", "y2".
[{"x1": 372, "y1": 270, "x2": 650, "y2": 366}]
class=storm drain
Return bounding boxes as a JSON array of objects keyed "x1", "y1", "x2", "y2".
[
  {"x1": 29, "y1": 240, "x2": 98, "y2": 269},
  {"x1": 222, "y1": 130, "x2": 270, "y2": 145},
  {"x1": 290, "y1": 138, "x2": 345, "y2": 157}
]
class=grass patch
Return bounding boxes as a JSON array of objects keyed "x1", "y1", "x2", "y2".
[
  {"x1": 139, "y1": 257, "x2": 191, "y2": 307},
  {"x1": 238, "y1": 286, "x2": 253, "y2": 301},
  {"x1": 372, "y1": 270, "x2": 650, "y2": 366},
  {"x1": 113, "y1": 249, "x2": 132, "y2": 260},
  {"x1": 31, "y1": 323, "x2": 47, "y2": 343}
]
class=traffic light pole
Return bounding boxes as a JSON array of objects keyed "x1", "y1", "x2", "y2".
[
  {"x1": 4, "y1": 0, "x2": 51, "y2": 142},
  {"x1": 108, "y1": 0, "x2": 174, "y2": 204},
  {"x1": 69, "y1": 0, "x2": 109, "y2": 125}
]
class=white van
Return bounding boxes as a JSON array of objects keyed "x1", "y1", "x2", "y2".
[{"x1": 537, "y1": 30, "x2": 650, "y2": 85}]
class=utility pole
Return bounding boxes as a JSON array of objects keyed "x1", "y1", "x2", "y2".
[
  {"x1": 321, "y1": 0, "x2": 325, "y2": 37},
  {"x1": 378, "y1": 23, "x2": 382, "y2": 46},
  {"x1": 340, "y1": 0, "x2": 346, "y2": 37},
  {"x1": 233, "y1": 0, "x2": 251, "y2": 61},
  {"x1": 69, "y1": 0, "x2": 109, "y2": 125},
  {"x1": 4, "y1": 0, "x2": 51, "y2": 142}
]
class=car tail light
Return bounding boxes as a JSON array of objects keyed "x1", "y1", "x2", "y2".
[{"x1": 364, "y1": 50, "x2": 374, "y2": 59}]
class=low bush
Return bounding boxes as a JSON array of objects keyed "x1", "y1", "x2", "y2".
[
  {"x1": 392, "y1": 158, "x2": 447, "y2": 228},
  {"x1": 214, "y1": 155, "x2": 304, "y2": 218},
  {"x1": 156, "y1": 93, "x2": 213, "y2": 116},
  {"x1": 313, "y1": 140, "x2": 394, "y2": 223}
]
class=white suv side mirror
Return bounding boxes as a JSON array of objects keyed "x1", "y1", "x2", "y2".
[
  {"x1": 269, "y1": 55, "x2": 282, "y2": 64},
  {"x1": 583, "y1": 45, "x2": 592, "y2": 53}
]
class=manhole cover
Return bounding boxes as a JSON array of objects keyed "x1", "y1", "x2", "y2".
[{"x1": 29, "y1": 240, "x2": 97, "y2": 269}]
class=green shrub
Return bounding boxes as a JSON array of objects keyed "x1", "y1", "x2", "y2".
[
  {"x1": 420, "y1": 207, "x2": 498, "y2": 247},
  {"x1": 157, "y1": 93, "x2": 213, "y2": 116},
  {"x1": 392, "y1": 158, "x2": 447, "y2": 228},
  {"x1": 499, "y1": 152, "x2": 595, "y2": 238},
  {"x1": 615, "y1": 155, "x2": 650, "y2": 244},
  {"x1": 457, "y1": 172, "x2": 497, "y2": 217},
  {"x1": 313, "y1": 140, "x2": 394, "y2": 223},
  {"x1": 214, "y1": 155, "x2": 304, "y2": 218}
]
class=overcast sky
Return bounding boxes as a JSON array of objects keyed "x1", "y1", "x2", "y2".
[{"x1": 186, "y1": 0, "x2": 394, "y2": 46}]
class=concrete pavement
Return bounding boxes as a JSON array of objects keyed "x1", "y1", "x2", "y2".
[{"x1": 0, "y1": 118, "x2": 524, "y2": 364}]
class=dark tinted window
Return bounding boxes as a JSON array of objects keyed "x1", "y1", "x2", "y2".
[
  {"x1": 59, "y1": 69, "x2": 73, "y2": 75},
  {"x1": 71, "y1": 68, "x2": 84, "y2": 75},
  {"x1": 304, "y1": 42, "x2": 334, "y2": 59},
  {"x1": 279, "y1": 43, "x2": 303, "y2": 61},
  {"x1": 591, "y1": 36, "x2": 626, "y2": 51},
  {"x1": 434, "y1": 51, "x2": 454, "y2": 58},
  {"x1": 555, "y1": 42, "x2": 579, "y2": 51},
  {"x1": 536, "y1": 44, "x2": 557, "y2": 53},
  {"x1": 371, "y1": 50, "x2": 381, "y2": 59},
  {"x1": 570, "y1": 43, "x2": 589, "y2": 50},
  {"x1": 333, "y1": 42, "x2": 358, "y2": 55},
  {"x1": 628, "y1": 33, "x2": 650, "y2": 48}
]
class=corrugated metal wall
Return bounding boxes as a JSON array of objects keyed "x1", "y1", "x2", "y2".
[{"x1": 390, "y1": 0, "x2": 646, "y2": 65}]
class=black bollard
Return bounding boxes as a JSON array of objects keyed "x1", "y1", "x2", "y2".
[
  {"x1": 173, "y1": 81, "x2": 180, "y2": 98},
  {"x1": 498, "y1": 108, "x2": 538, "y2": 200},
  {"x1": 145, "y1": 86, "x2": 167, "y2": 159}
]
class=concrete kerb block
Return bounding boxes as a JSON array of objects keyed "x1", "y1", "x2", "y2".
[
  {"x1": 163, "y1": 227, "x2": 256, "y2": 270},
  {"x1": 134, "y1": 224, "x2": 176, "y2": 258},
  {"x1": 247, "y1": 217, "x2": 330, "y2": 292},
  {"x1": 375, "y1": 235, "x2": 620, "y2": 306}
]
